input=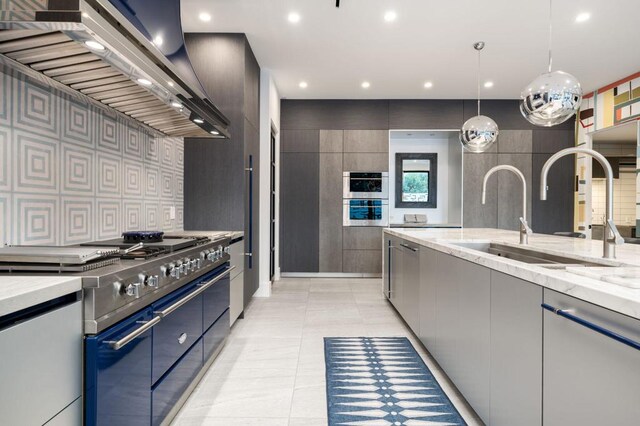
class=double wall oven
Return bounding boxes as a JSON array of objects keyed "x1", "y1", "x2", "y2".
[{"x1": 343, "y1": 172, "x2": 389, "y2": 227}]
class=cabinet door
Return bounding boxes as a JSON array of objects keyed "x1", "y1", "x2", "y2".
[
  {"x1": 490, "y1": 271, "x2": 542, "y2": 426},
  {"x1": 434, "y1": 252, "x2": 490, "y2": 423},
  {"x1": 383, "y1": 236, "x2": 391, "y2": 299},
  {"x1": 418, "y1": 247, "x2": 437, "y2": 353},
  {"x1": 0, "y1": 300, "x2": 82, "y2": 426},
  {"x1": 400, "y1": 241, "x2": 420, "y2": 333},
  {"x1": 456, "y1": 257, "x2": 491, "y2": 423},
  {"x1": 543, "y1": 290, "x2": 640, "y2": 426},
  {"x1": 389, "y1": 237, "x2": 403, "y2": 311}
]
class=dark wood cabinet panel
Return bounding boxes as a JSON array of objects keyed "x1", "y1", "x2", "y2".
[
  {"x1": 281, "y1": 100, "x2": 389, "y2": 130},
  {"x1": 531, "y1": 153, "x2": 575, "y2": 234},
  {"x1": 280, "y1": 153, "x2": 320, "y2": 272},
  {"x1": 463, "y1": 153, "x2": 498, "y2": 228},
  {"x1": 243, "y1": 41, "x2": 260, "y2": 130},
  {"x1": 343, "y1": 250, "x2": 382, "y2": 273},
  {"x1": 281, "y1": 129, "x2": 320, "y2": 153},
  {"x1": 344, "y1": 130, "x2": 389, "y2": 153},
  {"x1": 389, "y1": 100, "x2": 464, "y2": 129},
  {"x1": 532, "y1": 129, "x2": 575, "y2": 153},
  {"x1": 497, "y1": 130, "x2": 532, "y2": 153}
]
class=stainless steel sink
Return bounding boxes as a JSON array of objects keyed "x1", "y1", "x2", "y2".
[{"x1": 450, "y1": 242, "x2": 614, "y2": 268}]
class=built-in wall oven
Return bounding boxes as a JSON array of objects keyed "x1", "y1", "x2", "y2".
[
  {"x1": 343, "y1": 172, "x2": 389, "y2": 199},
  {"x1": 343, "y1": 199, "x2": 389, "y2": 227}
]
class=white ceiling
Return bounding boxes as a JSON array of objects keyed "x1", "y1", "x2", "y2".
[{"x1": 181, "y1": 0, "x2": 640, "y2": 100}]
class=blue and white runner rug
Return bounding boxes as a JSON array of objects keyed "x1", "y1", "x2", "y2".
[{"x1": 325, "y1": 337, "x2": 466, "y2": 426}]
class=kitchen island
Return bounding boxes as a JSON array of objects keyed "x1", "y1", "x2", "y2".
[
  {"x1": 383, "y1": 228, "x2": 640, "y2": 426},
  {"x1": 0, "y1": 276, "x2": 83, "y2": 425}
]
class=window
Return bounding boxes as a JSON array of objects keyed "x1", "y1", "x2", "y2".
[{"x1": 395, "y1": 153, "x2": 437, "y2": 208}]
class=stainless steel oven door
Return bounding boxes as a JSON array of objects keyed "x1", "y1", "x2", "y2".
[
  {"x1": 343, "y1": 172, "x2": 389, "y2": 199},
  {"x1": 343, "y1": 199, "x2": 389, "y2": 227}
]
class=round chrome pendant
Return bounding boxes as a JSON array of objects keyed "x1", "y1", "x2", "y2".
[
  {"x1": 520, "y1": 70, "x2": 583, "y2": 127},
  {"x1": 459, "y1": 115, "x2": 499, "y2": 153}
]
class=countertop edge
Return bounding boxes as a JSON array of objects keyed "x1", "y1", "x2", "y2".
[
  {"x1": 0, "y1": 276, "x2": 83, "y2": 318},
  {"x1": 384, "y1": 228, "x2": 640, "y2": 320}
]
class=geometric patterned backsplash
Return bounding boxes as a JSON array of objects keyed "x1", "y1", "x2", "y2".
[{"x1": 0, "y1": 70, "x2": 184, "y2": 246}]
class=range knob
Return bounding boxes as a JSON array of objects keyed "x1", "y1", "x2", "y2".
[
  {"x1": 147, "y1": 275, "x2": 159, "y2": 288},
  {"x1": 125, "y1": 282, "x2": 141, "y2": 298},
  {"x1": 190, "y1": 259, "x2": 198, "y2": 269},
  {"x1": 207, "y1": 251, "x2": 215, "y2": 261},
  {"x1": 224, "y1": 246, "x2": 230, "y2": 254},
  {"x1": 171, "y1": 262, "x2": 182, "y2": 279},
  {"x1": 161, "y1": 263, "x2": 174, "y2": 277},
  {"x1": 199, "y1": 251, "x2": 206, "y2": 261},
  {"x1": 196, "y1": 258, "x2": 203, "y2": 268}
]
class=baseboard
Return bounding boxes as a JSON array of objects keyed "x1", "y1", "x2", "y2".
[{"x1": 280, "y1": 272, "x2": 382, "y2": 278}]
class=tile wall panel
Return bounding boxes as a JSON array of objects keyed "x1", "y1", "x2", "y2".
[{"x1": 0, "y1": 70, "x2": 184, "y2": 246}]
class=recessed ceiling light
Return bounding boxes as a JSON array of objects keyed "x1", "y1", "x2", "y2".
[
  {"x1": 210, "y1": 130, "x2": 220, "y2": 135},
  {"x1": 384, "y1": 11, "x2": 397, "y2": 22},
  {"x1": 199, "y1": 12, "x2": 211, "y2": 22},
  {"x1": 193, "y1": 118, "x2": 204, "y2": 124},
  {"x1": 288, "y1": 12, "x2": 301, "y2": 23},
  {"x1": 171, "y1": 101, "x2": 182, "y2": 108},
  {"x1": 424, "y1": 81, "x2": 433, "y2": 89},
  {"x1": 137, "y1": 78, "x2": 152, "y2": 86},
  {"x1": 81, "y1": 12, "x2": 89, "y2": 18},
  {"x1": 84, "y1": 40, "x2": 105, "y2": 51},
  {"x1": 575, "y1": 12, "x2": 591, "y2": 23},
  {"x1": 167, "y1": 81, "x2": 174, "y2": 87},
  {"x1": 361, "y1": 81, "x2": 371, "y2": 89},
  {"x1": 153, "y1": 35, "x2": 163, "y2": 46},
  {"x1": 299, "y1": 81, "x2": 308, "y2": 89},
  {"x1": 484, "y1": 81, "x2": 494, "y2": 88}
]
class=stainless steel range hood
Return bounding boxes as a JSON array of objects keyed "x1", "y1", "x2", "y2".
[{"x1": 0, "y1": 0, "x2": 230, "y2": 138}]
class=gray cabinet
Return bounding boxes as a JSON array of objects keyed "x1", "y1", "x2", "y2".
[
  {"x1": 431, "y1": 250, "x2": 491, "y2": 423},
  {"x1": 543, "y1": 290, "x2": 640, "y2": 426},
  {"x1": 0, "y1": 300, "x2": 82, "y2": 425},
  {"x1": 490, "y1": 271, "x2": 542, "y2": 426},
  {"x1": 388, "y1": 237, "x2": 403, "y2": 311},
  {"x1": 418, "y1": 247, "x2": 437, "y2": 351},
  {"x1": 399, "y1": 241, "x2": 420, "y2": 333}
]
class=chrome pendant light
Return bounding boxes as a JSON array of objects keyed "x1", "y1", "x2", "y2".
[
  {"x1": 520, "y1": 0, "x2": 583, "y2": 127},
  {"x1": 460, "y1": 42, "x2": 499, "y2": 153}
]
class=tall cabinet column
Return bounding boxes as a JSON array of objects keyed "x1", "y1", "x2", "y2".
[{"x1": 183, "y1": 33, "x2": 261, "y2": 307}]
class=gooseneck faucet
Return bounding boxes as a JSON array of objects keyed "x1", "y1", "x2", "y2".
[
  {"x1": 482, "y1": 165, "x2": 532, "y2": 244},
  {"x1": 540, "y1": 147, "x2": 624, "y2": 259}
]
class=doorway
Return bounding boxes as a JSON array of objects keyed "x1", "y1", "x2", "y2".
[{"x1": 270, "y1": 129, "x2": 277, "y2": 280}]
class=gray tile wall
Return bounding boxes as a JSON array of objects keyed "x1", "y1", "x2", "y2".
[{"x1": 0, "y1": 71, "x2": 184, "y2": 246}]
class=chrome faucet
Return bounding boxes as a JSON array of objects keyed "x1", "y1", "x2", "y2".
[
  {"x1": 540, "y1": 147, "x2": 624, "y2": 259},
  {"x1": 482, "y1": 165, "x2": 532, "y2": 244}
]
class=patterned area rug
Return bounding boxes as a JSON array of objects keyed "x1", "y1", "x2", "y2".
[{"x1": 325, "y1": 337, "x2": 467, "y2": 426}]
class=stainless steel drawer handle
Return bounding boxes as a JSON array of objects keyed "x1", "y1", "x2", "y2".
[
  {"x1": 105, "y1": 316, "x2": 161, "y2": 350},
  {"x1": 400, "y1": 243, "x2": 418, "y2": 252},
  {"x1": 542, "y1": 303, "x2": 640, "y2": 351},
  {"x1": 155, "y1": 266, "x2": 235, "y2": 318},
  {"x1": 178, "y1": 333, "x2": 187, "y2": 345}
]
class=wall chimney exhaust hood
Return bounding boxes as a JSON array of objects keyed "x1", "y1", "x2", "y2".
[{"x1": 0, "y1": 0, "x2": 230, "y2": 138}]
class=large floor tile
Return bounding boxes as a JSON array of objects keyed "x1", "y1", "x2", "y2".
[{"x1": 290, "y1": 374, "x2": 328, "y2": 419}]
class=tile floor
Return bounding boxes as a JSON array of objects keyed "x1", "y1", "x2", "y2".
[{"x1": 171, "y1": 278, "x2": 482, "y2": 426}]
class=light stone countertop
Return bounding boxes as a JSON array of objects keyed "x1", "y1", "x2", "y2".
[
  {"x1": 0, "y1": 276, "x2": 82, "y2": 317},
  {"x1": 165, "y1": 230, "x2": 244, "y2": 241},
  {"x1": 384, "y1": 227, "x2": 640, "y2": 320}
]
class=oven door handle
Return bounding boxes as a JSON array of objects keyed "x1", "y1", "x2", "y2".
[
  {"x1": 154, "y1": 266, "x2": 236, "y2": 318},
  {"x1": 105, "y1": 315, "x2": 161, "y2": 350}
]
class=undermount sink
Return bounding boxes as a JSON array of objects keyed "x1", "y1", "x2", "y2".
[{"x1": 450, "y1": 242, "x2": 614, "y2": 268}]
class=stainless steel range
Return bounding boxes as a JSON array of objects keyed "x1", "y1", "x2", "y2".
[{"x1": 0, "y1": 234, "x2": 231, "y2": 334}]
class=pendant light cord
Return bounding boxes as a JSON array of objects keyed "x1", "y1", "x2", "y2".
[
  {"x1": 548, "y1": 0, "x2": 553, "y2": 73},
  {"x1": 477, "y1": 45, "x2": 481, "y2": 116}
]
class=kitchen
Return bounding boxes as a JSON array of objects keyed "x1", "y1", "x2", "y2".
[{"x1": 0, "y1": 1, "x2": 639, "y2": 426}]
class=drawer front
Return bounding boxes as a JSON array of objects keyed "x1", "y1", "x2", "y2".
[
  {"x1": 152, "y1": 339, "x2": 203, "y2": 426},
  {"x1": 203, "y1": 269, "x2": 230, "y2": 331},
  {"x1": 85, "y1": 308, "x2": 153, "y2": 426},
  {"x1": 230, "y1": 240, "x2": 244, "y2": 277},
  {"x1": 0, "y1": 300, "x2": 82, "y2": 426},
  {"x1": 152, "y1": 285, "x2": 203, "y2": 384},
  {"x1": 204, "y1": 309, "x2": 230, "y2": 361}
]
